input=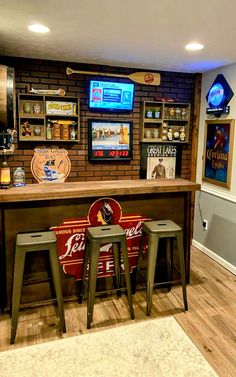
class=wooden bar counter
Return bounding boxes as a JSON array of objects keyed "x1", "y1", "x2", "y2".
[{"x1": 0, "y1": 178, "x2": 200, "y2": 312}]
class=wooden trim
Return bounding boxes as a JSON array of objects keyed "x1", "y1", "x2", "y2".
[{"x1": 191, "y1": 73, "x2": 202, "y2": 182}]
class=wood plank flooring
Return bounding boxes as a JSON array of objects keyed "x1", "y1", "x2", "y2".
[{"x1": 0, "y1": 246, "x2": 235, "y2": 377}]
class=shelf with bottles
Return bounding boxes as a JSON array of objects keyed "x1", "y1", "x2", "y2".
[
  {"x1": 140, "y1": 101, "x2": 190, "y2": 143},
  {"x1": 45, "y1": 118, "x2": 78, "y2": 142},
  {"x1": 18, "y1": 93, "x2": 80, "y2": 142}
]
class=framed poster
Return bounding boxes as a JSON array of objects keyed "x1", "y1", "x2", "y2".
[
  {"x1": 88, "y1": 119, "x2": 133, "y2": 161},
  {"x1": 140, "y1": 143, "x2": 182, "y2": 179},
  {"x1": 202, "y1": 119, "x2": 234, "y2": 188}
]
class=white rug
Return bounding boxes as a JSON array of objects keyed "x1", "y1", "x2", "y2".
[{"x1": 0, "y1": 317, "x2": 218, "y2": 377}]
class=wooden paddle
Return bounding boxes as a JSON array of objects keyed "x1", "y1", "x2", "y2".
[{"x1": 66, "y1": 67, "x2": 160, "y2": 86}]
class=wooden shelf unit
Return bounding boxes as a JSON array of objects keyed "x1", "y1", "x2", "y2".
[
  {"x1": 140, "y1": 101, "x2": 191, "y2": 143},
  {"x1": 17, "y1": 94, "x2": 80, "y2": 142}
]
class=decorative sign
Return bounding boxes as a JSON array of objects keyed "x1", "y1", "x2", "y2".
[
  {"x1": 206, "y1": 74, "x2": 234, "y2": 116},
  {"x1": 88, "y1": 197, "x2": 122, "y2": 226},
  {"x1": 31, "y1": 147, "x2": 71, "y2": 183},
  {"x1": 46, "y1": 101, "x2": 77, "y2": 115},
  {"x1": 29, "y1": 88, "x2": 66, "y2": 96},
  {"x1": 140, "y1": 144, "x2": 182, "y2": 179},
  {"x1": 202, "y1": 120, "x2": 234, "y2": 188},
  {"x1": 51, "y1": 197, "x2": 150, "y2": 280}
]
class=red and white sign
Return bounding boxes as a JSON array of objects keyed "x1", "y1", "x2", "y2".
[{"x1": 51, "y1": 197, "x2": 150, "y2": 280}]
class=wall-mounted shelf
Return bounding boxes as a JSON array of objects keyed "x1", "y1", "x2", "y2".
[
  {"x1": 17, "y1": 94, "x2": 80, "y2": 142},
  {"x1": 140, "y1": 101, "x2": 191, "y2": 143}
]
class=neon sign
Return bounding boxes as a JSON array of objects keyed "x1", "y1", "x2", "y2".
[{"x1": 206, "y1": 74, "x2": 234, "y2": 116}]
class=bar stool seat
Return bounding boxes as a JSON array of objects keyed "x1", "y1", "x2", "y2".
[
  {"x1": 11, "y1": 231, "x2": 66, "y2": 344},
  {"x1": 135, "y1": 219, "x2": 188, "y2": 316},
  {"x1": 79, "y1": 224, "x2": 134, "y2": 329}
]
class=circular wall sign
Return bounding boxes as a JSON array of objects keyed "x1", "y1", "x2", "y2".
[
  {"x1": 31, "y1": 148, "x2": 71, "y2": 183},
  {"x1": 207, "y1": 83, "x2": 225, "y2": 107}
]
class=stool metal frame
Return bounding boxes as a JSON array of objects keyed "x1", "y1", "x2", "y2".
[
  {"x1": 79, "y1": 224, "x2": 134, "y2": 329},
  {"x1": 135, "y1": 220, "x2": 188, "y2": 316},
  {"x1": 11, "y1": 231, "x2": 66, "y2": 344}
]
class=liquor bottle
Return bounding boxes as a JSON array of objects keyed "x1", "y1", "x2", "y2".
[{"x1": 46, "y1": 120, "x2": 52, "y2": 140}]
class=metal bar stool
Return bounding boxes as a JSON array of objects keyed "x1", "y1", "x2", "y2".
[
  {"x1": 11, "y1": 231, "x2": 66, "y2": 344},
  {"x1": 79, "y1": 224, "x2": 135, "y2": 329},
  {"x1": 135, "y1": 219, "x2": 188, "y2": 316}
]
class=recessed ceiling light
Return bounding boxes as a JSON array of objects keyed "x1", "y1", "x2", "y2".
[
  {"x1": 185, "y1": 42, "x2": 204, "y2": 51},
  {"x1": 28, "y1": 24, "x2": 50, "y2": 33}
]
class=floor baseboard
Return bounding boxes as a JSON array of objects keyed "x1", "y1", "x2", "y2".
[{"x1": 192, "y1": 239, "x2": 236, "y2": 276}]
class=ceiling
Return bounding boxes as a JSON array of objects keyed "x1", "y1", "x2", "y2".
[{"x1": 0, "y1": 0, "x2": 236, "y2": 73}]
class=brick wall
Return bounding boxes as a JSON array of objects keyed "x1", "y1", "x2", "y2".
[{"x1": 0, "y1": 57, "x2": 197, "y2": 183}]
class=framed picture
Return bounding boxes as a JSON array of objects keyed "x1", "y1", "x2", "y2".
[
  {"x1": 202, "y1": 119, "x2": 234, "y2": 188},
  {"x1": 88, "y1": 119, "x2": 133, "y2": 161},
  {"x1": 147, "y1": 156, "x2": 176, "y2": 179},
  {"x1": 140, "y1": 143, "x2": 182, "y2": 179}
]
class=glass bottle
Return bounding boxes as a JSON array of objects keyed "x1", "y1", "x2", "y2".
[
  {"x1": 175, "y1": 108, "x2": 181, "y2": 119},
  {"x1": 13, "y1": 167, "x2": 26, "y2": 187},
  {"x1": 70, "y1": 122, "x2": 76, "y2": 140},
  {"x1": 145, "y1": 109, "x2": 153, "y2": 118},
  {"x1": 169, "y1": 107, "x2": 175, "y2": 119},
  {"x1": 153, "y1": 107, "x2": 160, "y2": 118},
  {"x1": 46, "y1": 119, "x2": 52, "y2": 140}
]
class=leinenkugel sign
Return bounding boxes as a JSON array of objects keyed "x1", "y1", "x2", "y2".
[{"x1": 51, "y1": 197, "x2": 150, "y2": 280}]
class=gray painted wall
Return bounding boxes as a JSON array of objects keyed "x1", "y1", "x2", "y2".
[
  {"x1": 194, "y1": 191, "x2": 236, "y2": 267},
  {"x1": 193, "y1": 63, "x2": 236, "y2": 270}
]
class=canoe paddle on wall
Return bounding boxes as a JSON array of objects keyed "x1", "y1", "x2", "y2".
[{"x1": 66, "y1": 67, "x2": 161, "y2": 86}]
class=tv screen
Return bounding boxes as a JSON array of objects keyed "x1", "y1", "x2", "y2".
[
  {"x1": 88, "y1": 119, "x2": 133, "y2": 161},
  {"x1": 89, "y1": 80, "x2": 134, "y2": 111}
]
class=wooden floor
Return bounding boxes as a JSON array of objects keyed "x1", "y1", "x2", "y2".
[{"x1": 0, "y1": 246, "x2": 235, "y2": 377}]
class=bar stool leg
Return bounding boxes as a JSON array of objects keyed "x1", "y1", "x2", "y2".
[
  {"x1": 78, "y1": 242, "x2": 89, "y2": 304},
  {"x1": 87, "y1": 240, "x2": 100, "y2": 329},
  {"x1": 133, "y1": 231, "x2": 145, "y2": 294},
  {"x1": 146, "y1": 234, "x2": 159, "y2": 316},
  {"x1": 113, "y1": 242, "x2": 121, "y2": 297},
  {"x1": 49, "y1": 245, "x2": 66, "y2": 333},
  {"x1": 120, "y1": 239, "x2": 134, "y2": 320},
  {"x1": 166, "y1": 238, "x2": 172, "y2": 291},
  {"x1": 176, "y1": 231, "x2": 188, "y2": 311},
  {"x1": 11, "y1": 248, "x2": 26, "y2": 344}
]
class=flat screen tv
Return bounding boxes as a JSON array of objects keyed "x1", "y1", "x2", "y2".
[
  {"x1": 89, "y1": 80, "x2": 134, "y2": 111},
  {"x1": 88, "y1": 119, "x2": 133, "y2": 161}
]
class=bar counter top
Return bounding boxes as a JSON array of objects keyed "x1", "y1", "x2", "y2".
[{"x1": 0, "y1": 178, "x2": 200, "y2": 203}]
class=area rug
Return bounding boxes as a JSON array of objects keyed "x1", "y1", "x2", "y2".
[{"x1": 0, "y1": 317, "x2": 218, "y2": 377}]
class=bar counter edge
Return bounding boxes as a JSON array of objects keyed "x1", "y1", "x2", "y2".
[{"x1": 0, "y1": 178, "x2": 201, "y2": 203}]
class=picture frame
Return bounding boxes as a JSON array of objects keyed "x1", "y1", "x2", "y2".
[
  {"x1": 88, "y1": 119, "x2": 133, "y2": 161},
  {"x1": 202, "y1": 119, "x2": 234, "y2": 188}
]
